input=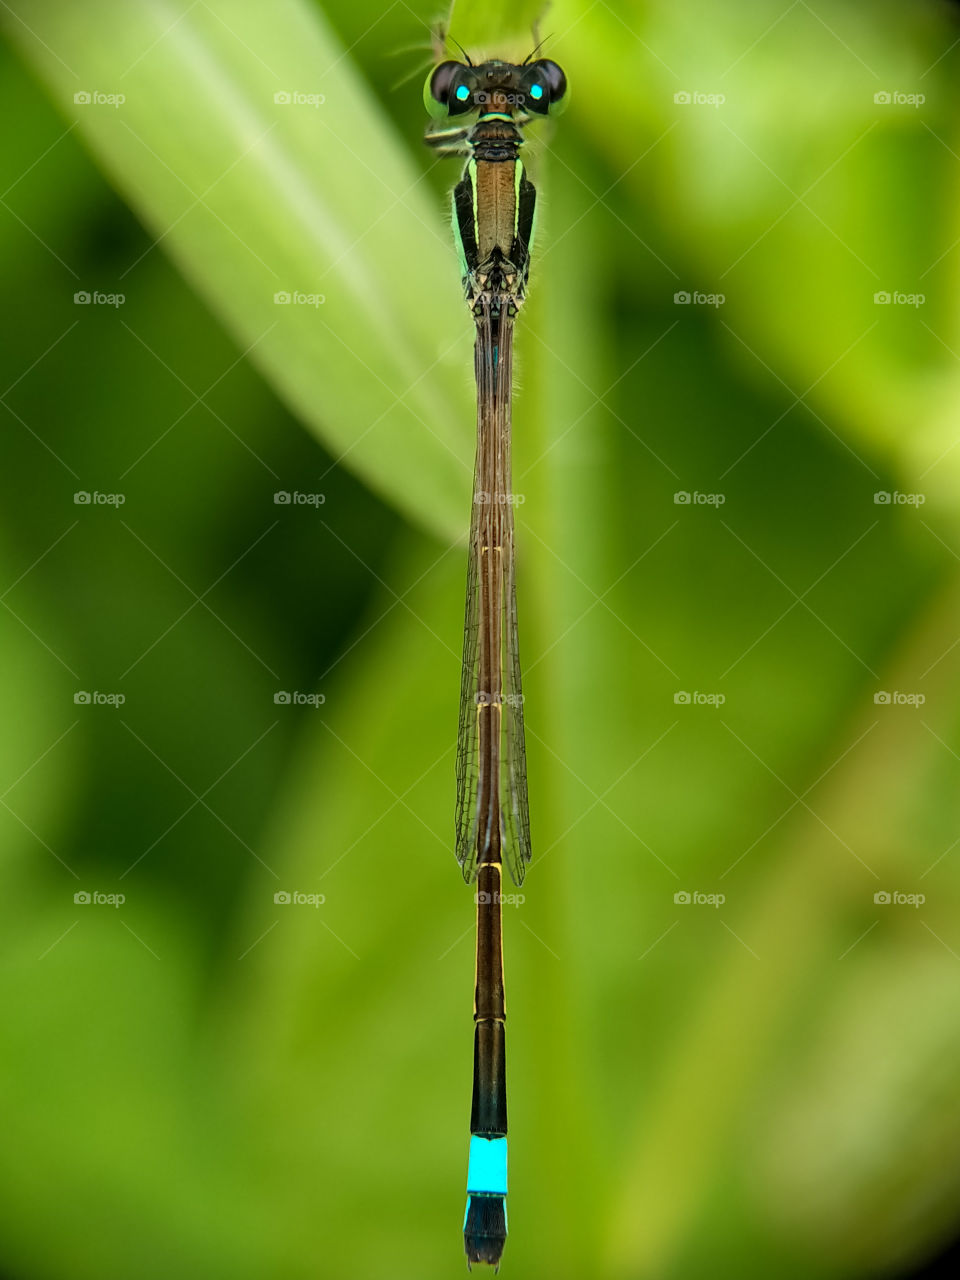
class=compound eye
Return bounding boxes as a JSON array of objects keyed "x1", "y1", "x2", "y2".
[
  {"x1": 428, "y1": 61, "x2": 460, "y2": 107},
  {"x1": 525, "y1": 59, "x2": 567, "y2": 113},
  {"x1": 425, "y1": 60, "x2": 474, "y2": 117}
]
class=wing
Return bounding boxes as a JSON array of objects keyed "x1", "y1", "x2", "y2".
[
  {"x1": 500, "y1": 517, "x2": 531, "y2": 886},
  {"x1": 455, "y1": 302, "x2": 531, "y2": 885},
  {"x1": 455, "y1": 500, "x2": 483, "y2": 883}
]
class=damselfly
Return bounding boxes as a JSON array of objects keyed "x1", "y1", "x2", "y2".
[{"x1": 424, "y1": 47, "x2": 567, "y2": 1268}]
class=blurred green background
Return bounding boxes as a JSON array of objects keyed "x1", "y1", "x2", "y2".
[{"x1": 2, "y1": 0, "x2": 960, "y2": 1277}]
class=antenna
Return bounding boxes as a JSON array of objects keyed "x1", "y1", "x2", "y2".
[
  {"x1": 522, "y1": 33, "x2": 553, "y2": 65},
  {"x1": 449, "y1": 34, "x2": 474, "y2": 67}
]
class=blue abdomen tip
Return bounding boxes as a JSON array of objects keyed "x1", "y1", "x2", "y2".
[{"x1": 466, "y1": 1134, "x2": 508, "y2": 1195}]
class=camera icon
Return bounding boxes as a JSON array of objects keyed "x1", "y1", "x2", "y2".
[
  {"x1": 474, "y1": 890, "x2": 492, "y2": 904},
  {"x1": 874, "y1": 91, "x2": 892, "y2": 105},
  {"x1": 674, "y1": 91, "x2": 691, "y2": 105},
  {"x1": 73, "y1": 491, "x2": 91, "y2": 504},
  {"x1": 873, "y1": 492, "x2": 891, "y2": 504},
  {"x1": 673, "y1": 492, "x2": 691, "y2": 505},
  {"x1": 274, "y1": 91, "x2": 292, "y2": 105},
  {"x1": 474, "y1": 491, "x2": 490, "y2": 504},
  {"x1": 74, "y1": 291, "x2": 91, "y2": 305},
  {"x1": 273, "y1": 291, "x2": 291, "y2": 305},
  {"x1": 274, "y1": 890, "x2": 292, "y2": 904},
  {"x1": 273, "y1": 491, "x2": 292, "y2": 504},
  {"x1": 674, "y1": 291, "x2": 691, "y2": 304},
  {"x1": 874, "y1": 691, "x2": 891, "y2": 704},
  {"x1": 274, "y1": 691, "x2": 291, "y2": 704},
  {"x1": 74, "y1": 890, "x2": 91, "y2": 904},
  {"x1": 74, "y1": 91, "x2": 92, "y2": 105},
  {"x1": 674, "y1": 891, "x2": 691, "y2": 904},
  {"x1": 873, "y1": 291, "x2": 891, "y2": 305},
  {"x1": 674, "y1": 691, "x2": 691, "y2": 704},
  {"x1": 874, "y1": 891, "x2": 891, "y2": 904},
  {"x1": 74, "y1": 691, "x2": 91, "y2": 704}
]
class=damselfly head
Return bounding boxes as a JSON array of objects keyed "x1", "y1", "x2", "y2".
[{"x1": 424, "y1": 58, "x2": 567, "y2": 119}]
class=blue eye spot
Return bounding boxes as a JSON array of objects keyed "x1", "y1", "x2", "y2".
[
  {"x1": 529, "y1": 84, "x2": 544, "y2": 100},
  {"x1": 455, "y1": 85, "x2": 470, "y2": 101}
]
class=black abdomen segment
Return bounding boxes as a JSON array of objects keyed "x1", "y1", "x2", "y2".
[{"x1": 472, "y1": 862, "x2": 507, "y2": 1134}]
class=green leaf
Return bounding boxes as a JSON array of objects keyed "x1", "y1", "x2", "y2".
[
  {"x1": 3, "y1": 0, "x2": 474, "y2": 539},
  {"x1": 557, "y1": 0, "x2": 960, "y2": 504}
]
